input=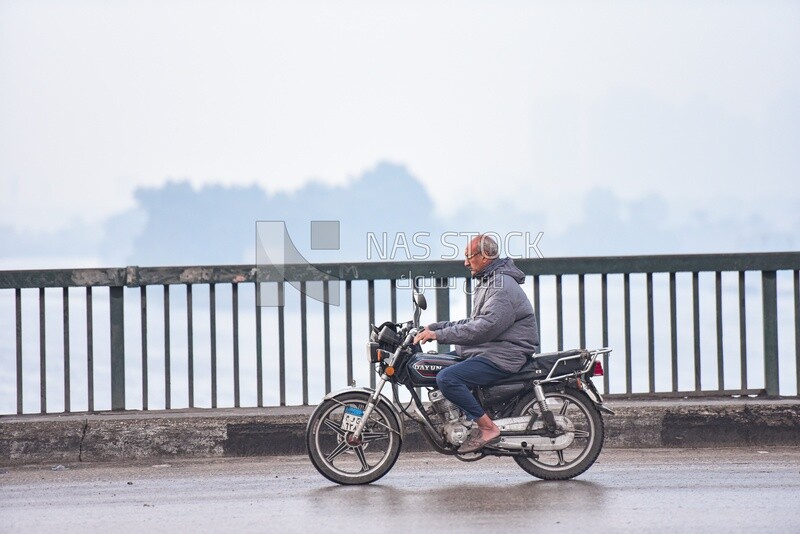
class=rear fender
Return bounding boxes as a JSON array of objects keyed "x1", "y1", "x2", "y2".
[
  {"x1": 576, "y1": 379, "x2": 615, "y2": 415},
  {"x1": 541, "y1": 382, "x2": 615, "y2": 416}
]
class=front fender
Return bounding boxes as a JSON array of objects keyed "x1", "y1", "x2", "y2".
[
  {"x1": 322, "y1": 386, "x2": 378, "y2": 402},
  {"x1": 309, "y1": 387, "x2": 405, "y2": 438}
]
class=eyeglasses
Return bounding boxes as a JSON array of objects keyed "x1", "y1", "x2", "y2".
[{"x1": 465, "y1": 251, "x2": 481, "y2": 260}]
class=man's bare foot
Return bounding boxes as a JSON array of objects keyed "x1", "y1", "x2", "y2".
[
  {"x1": 476, "y1": 414, "x2": 501, "y2": 442},
  {"x1": 457, "y1": 414, "x2": 502, "y2": 453}
]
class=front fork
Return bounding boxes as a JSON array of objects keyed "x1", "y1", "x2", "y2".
[
  {"x1": 348, "y1": 373, "x2": 390, "y2": 442},
  {"x1": 350, "y1": 331, "x2": 417, "y2": 441}
]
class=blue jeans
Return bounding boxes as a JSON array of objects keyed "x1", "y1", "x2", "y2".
[{"x1": 435, "y1": 356, "x2": 509, "y2": 420}]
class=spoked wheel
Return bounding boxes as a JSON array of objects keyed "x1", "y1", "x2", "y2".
[
  {"x1": 513, "y1": 388, "x2": 604, "y2": 480},
  {"x1": 306, "y1": 392, "x2": 402, "y2": 485}
]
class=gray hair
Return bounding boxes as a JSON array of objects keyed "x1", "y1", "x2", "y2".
[{"x1": 476, "y1": 234, "x2": 499, "y2": 258}]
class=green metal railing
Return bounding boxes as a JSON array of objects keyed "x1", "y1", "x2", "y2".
[{"x1": 1, "y1": 252, "x2": 798, "y2": 414}]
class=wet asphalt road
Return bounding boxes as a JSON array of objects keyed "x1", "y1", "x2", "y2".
[{"x1": 2, "y1": 448, "x2": 800, "y2": 533}]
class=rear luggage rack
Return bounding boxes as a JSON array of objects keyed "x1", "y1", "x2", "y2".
[{"x1": 536, "y1": 348, "x2": 612, "y2": 382}]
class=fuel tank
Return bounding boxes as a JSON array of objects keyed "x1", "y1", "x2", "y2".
[{"x1": 404, "y1": 352, "x2": 462, "y2": 387}]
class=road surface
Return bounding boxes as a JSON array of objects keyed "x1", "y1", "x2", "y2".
[{"x1": 2, "y1": 447, "x2": 799, "y2": 533}]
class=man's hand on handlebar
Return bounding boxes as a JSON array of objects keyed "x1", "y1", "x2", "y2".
[{"x1": 414, "y1": 328, "x2": 437, "y2": 345}]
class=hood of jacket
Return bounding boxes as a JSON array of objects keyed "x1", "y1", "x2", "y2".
[{"x1": 475, "y1": 257, "x2": 526, "y2": 284}]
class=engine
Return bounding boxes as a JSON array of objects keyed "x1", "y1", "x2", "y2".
[{"x1": 428, "y1": 390, "x2": 471, "y2": 446}]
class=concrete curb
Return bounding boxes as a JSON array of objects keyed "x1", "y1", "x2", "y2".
[
  {"x1": 2, "y1": 400, "x2": 799, "y2": 466},
  {"x1": 605, "y1": 400, "x2": 800, "y2": 448}
]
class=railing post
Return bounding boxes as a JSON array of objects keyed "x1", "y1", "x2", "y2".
[
  {"x1": 110, "y1": 286, "x2": 126, "y2": 410},
  {"x1": 15, "y1": 288, "x2": 23, "y2": 414},
  {"x1": 435, "y1": 277, "x2": 450, "y2": 353},
  {"x1": 762, "y1": 271, "x2": 779, "y2": 396}
]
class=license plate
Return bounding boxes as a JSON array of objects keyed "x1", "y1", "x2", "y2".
[{"x1": 341, "y1": 406, "x2": 364, "y2": 433}]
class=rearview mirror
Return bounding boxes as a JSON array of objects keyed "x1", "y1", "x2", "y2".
[{"x1": 413, "y1": 291, "x2": 427, "y2": 310}]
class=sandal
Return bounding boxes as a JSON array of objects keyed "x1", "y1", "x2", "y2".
[{"x1": 458, "y1": 428, "x2": 501, "y2": 454}]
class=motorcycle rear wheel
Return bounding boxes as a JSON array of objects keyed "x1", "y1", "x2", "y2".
[
  {"x1": 306, "y1": 392, "x2": 402, "y2": 485},
  {"x1": 513, "y1": 388, "x2": 604, "y2": 480}
]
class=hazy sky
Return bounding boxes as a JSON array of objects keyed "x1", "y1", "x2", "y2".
[
  {"x1": 2, "y1": 2, "x2": 799, "y2": 411},
  {"x1": 1, "y1": 1, "x2": 798, "y2": 248}
]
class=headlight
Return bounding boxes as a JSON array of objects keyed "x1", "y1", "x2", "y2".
[
  {"x1": 366, "y1": 342, "x2": 391, "y2": 364},
  {"x1": 377, "y1": 325, "x2": 402, "y2": 346},
  {"x1": 366, "y1": 342, "x2": 378, "y2": 364}
]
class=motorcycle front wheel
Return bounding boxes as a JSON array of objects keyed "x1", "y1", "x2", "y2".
[
  {"x1": 513, "y1": 387, "x2": 604, "y2": 480},
  {"x1": 306, "y1": 391, "x2": 402, "y2": 485}
]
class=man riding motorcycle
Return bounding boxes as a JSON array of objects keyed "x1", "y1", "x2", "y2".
[{"x1": 414, "y1": 234, "x2": 540, "y2": 453}]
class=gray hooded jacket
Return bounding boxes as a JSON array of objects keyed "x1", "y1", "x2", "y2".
[{"x1": 427, "y1": 257, "x2": 540, "y2": 373}]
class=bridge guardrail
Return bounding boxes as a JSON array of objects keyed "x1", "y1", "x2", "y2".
[{"x1": 1, "y1": 252, "x2": 798, "y2": 414}]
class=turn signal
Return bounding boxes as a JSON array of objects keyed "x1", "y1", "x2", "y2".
[{"x1": 592, "y1": 361, "x2": 604, "y2": 377}]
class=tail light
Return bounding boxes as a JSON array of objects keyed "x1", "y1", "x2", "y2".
[{"x1": 592, "y1": 361, "x2": 604, "y2": 377}]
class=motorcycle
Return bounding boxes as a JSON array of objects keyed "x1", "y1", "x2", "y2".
[{"x1": 306, "y1": 291, "x2": 613, "y2": 485}]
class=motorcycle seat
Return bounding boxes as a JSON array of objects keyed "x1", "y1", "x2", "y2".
[{"x1": 490, "y1": 349, "x2": 585, "y2": 385}]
